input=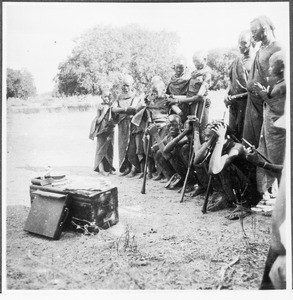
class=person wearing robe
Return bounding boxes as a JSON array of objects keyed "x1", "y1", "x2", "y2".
[
  {"x1": 89, "y1": 84, "x2": 115, "y2": 175},
  {"x1": 167, "y1": 52, "x2": 211, "y2": 142},
  {"x1": 251, "y1": 51, "x2": 286, "y2": 197},
  {"x1": 258, "y1": 113, "x2": 286, "y2": 290},
  {"x1": 166, "y1": 58, "x2": 190, "y2": 97},
  {"x1": 224, "y1": 30, "x2": 254, "y2": 140},
  {"x1": 112, "y1": 75, "x2": 144, "y2": 177},
  {"x1": 243, "y1": 15, "x2": 282, "y2": 148}
]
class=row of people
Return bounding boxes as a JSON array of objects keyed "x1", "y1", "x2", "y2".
[
  {"x1": 90, "y1": 16, "x2": 285, "y2": 210},
  {"x1": 89, "y1": 14, "x2": 287, "y2": 289}
]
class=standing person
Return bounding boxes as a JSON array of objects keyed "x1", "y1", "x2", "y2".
[
  {"x1": 89, "y1": 83, "x2": 115, "y2": 176},
  {"x1": 167, "y1": 51, "x2": 211, "y2": 142},
  {"x1": 242, "y1": 15, "x2": 281, "y2": 148},
  {"x1": 259, "y1": 114, "x2": 286, "y2": 290},
  {"x1": 166, "y1": 58, "x2": 190, "y2": 97},
  {"x1": 224, "y1": 30, "x2": 254, "y2": 140},
  {"x1": 112, "y1": 75, "x2": 144, "y2": 177},
  {"x1": 251, "y1": 51, "x2": 286, "y2": 199}
]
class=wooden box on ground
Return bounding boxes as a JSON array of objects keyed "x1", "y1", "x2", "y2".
[{"x1": 29, "y1": 183, "x2": 119, "y2": 231}]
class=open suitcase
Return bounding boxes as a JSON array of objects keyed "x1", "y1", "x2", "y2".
[{"x1": 24, "y1": 190, "x2": 69, "y2": 239}]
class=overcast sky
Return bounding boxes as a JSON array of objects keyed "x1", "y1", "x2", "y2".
[{"x1": 3, "y1": 2, "x2": 290, "y2": 94}]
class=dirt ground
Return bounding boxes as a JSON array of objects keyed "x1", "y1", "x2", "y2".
[{"x1": 5, "y1": 109, "x2": 272, "y2": 290}]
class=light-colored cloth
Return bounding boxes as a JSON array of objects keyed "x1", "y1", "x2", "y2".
[
  {"x1": 89, "y1": 103, "x2": 115, "y2": 172},
  {"x1": 113, "y1": 92, "x2": 143, "y2": 171},
  {"x1": 243, "y1": 41, "x2": 282, "y2": 147}
]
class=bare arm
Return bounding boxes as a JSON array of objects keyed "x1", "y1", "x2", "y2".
[
  {"x1": 208, "y1": 122, "x2": 242, "y2": 174},
  {"x1": 148, "y1": 124, "x2": 166, "y2": 154},
  {"x1": 168, "y1": 95, "x2": 203, "y2": 105},
  {"x1": 163, "y1": 131, "x2": 189, "y2": 154}
]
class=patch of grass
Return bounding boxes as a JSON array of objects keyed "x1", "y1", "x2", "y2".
[{"x1": 7, "y1": 94, "x2": 100, "y2": 113}]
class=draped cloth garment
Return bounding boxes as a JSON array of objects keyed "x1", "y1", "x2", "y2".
[
  {"x1": 187, "y1": 66, "x2": 212, "y2": 141},
  {"x1": 256, "y1": 79, "x2": 286, "y2": 193},
  {"x1": 243, "y1": 42, "x2": 281, "y2": 147},
  {"x1": 113, "y1": 92, "x2": 143, "y2": 172},
  {"x1": 166, "y1": 73, "x2": 190, "y2": 96},
  {"x1": 89, "y1": 103, "x2": 115, "y2": 172},
  {"x1": 228, "y1": 56, "x2": 253, "y2": 139}
]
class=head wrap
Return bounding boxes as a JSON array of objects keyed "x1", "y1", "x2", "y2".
[{"x1": 251, "y1": 16, "x2": 275, "y2": 35}]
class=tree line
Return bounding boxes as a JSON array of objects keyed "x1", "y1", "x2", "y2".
[{"x1": 7, "y1": 24, "x2": 239, "y2": 99}]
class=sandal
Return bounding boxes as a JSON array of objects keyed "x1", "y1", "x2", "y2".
[
  {"x1": 226, "y1": 205, "x2": 252, "y2": 220},
  {"x1": 207, "y1": 192, "x2": 232, "y2": 212}
]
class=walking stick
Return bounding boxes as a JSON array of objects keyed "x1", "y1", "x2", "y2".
[
  {"x1": 141, "y1": 134, "x2": 151, "y2": 194},
  {"x1": 180, "y1": 132, "x2": 195, "y2": 203},
  {"x1": 141, "y1": 109, "x2": 153, "y2": 194},
  {"x1": 180, "y1": 99, "x2": 205, "y2": 203}
]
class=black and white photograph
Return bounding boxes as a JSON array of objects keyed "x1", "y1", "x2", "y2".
[{"x1": 2, "y1": 0, "x2": 291, "y2": 294}]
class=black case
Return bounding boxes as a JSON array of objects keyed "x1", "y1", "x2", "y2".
[
  {"x1": 24, "y1": 190, "x2": 69, "y2": 239},
  {"x1": 29, "y1": 185, "x2": 119, "y2": 230}
]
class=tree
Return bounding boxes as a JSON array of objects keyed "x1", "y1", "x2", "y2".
[
  {"x1": 55, "y1": 24, "x2": 180, "y2": 96},
  {"x1": 6, "y1": 68, "x2": 36, "y2": 99},
  {"x1": 207, "y1": 47, "x2": 239, "y2": 90}
]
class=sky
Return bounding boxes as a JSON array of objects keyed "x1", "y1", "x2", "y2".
[{"x1": 3, "y1": 1, "x2": 290, "y2": 94}]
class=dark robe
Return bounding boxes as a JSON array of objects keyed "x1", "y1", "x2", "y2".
[
  {"x1": 243, "y1": 41, "x2": 282, "y2": 147},
  {"x1": 186, "y1": 66, "x2": 212, "y2": 141},
  {"x1": 228, "y1": 56, "x2": 253, "y2": 139},
  {"x1": 166, "y1": 73, "x2": 190, "y2": 96}
]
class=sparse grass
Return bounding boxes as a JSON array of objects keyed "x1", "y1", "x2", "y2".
[{"x1": 6, "y1": 94, "x2": 100, "y2": 113}]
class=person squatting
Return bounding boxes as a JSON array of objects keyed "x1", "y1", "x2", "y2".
[{"x1": 89, "y1": 16, "x2": 286, "y2": 289}]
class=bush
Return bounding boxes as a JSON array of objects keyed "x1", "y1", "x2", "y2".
[
  {"x1": 207, "y1": 48, "x2": 239, "y2": 90},
  {"x1": 55, "y1": 24, "x2": 180, "y2": 96},
  {"x1": 6, "y1": 68, "x2": 37, "y2": 99}
]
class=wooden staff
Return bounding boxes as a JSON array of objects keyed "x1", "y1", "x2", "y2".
[
  {"x1": 141, "y1": 109, "x2": 152, "y2": 194},
  {"x1": 180, "y1": 98, "x2": 206, "y2": 203},
  {"x1": 141, "y1": 134, "x2": 151, "y2": 194}
]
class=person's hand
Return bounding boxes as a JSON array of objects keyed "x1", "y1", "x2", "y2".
[
  {"x1": 253, "y1": 82, "x2": 267, "y2": 93},
  {"x1": 185, "y1": 116, "x2": 199, "y2": 131},
  {"x1": 126, "y1": 107, "x2": 136, "y2": 115},
  {"x1": 224, "y1": 95, "x2": 232, "y2": 108},
  {"x1": 151, "y1": 144, "x2": 159, "y2": 153},
  {"x1": 211, "y1": 121, "x2": 227, "y2": 141},
  {"x1": 250, "y1": 82, "x2": 268, "y2": 98},
  {"x1": 184, "y1": 119, "x2": 193, "y2": 132},
  {"x1": 144, "y1": 96, "x2": 151, "y2": 105},
  {"x1": 147, "y1": 123, "x2": 158, "y2": 136},
  {"x1": 166, "y1": 97, "x2": 177, "y2": 105},
  {"x1": 244, "y1": 146, "x2": 260, "y2": 165}
]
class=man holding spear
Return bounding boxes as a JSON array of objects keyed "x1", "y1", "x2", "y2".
[{"x1": 224, "y1": 30, "x2": 254, "y2": 140}]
